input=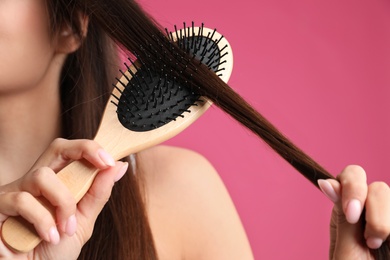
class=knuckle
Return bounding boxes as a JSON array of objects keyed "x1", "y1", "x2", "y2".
[
  {"x1": 368, "y1": 181, "x2": 390, "y2": 195},
  {"x1": 95, "y1": 185, "x2": 114, "y2": 204},
  {"x1": 59, "y1": 195, "x2": 77, "y2": 212},
  {"x1": 340, "y1": 177, "x2": 365, "y2": 191},
  {"x1": 94, "y1": 193, "x2": 111, "y2": 205},
  {"x1": 78, "y1": 224, "x2": 94, "y2": 243},
  {"x1": 80, "y1": 140, "x2": 100, "y2": 152},
  {"x1": 342, "y1": 165, "x2": 366, "y2": 177},
  {"x1": 38, "y1": 211, "x2": 55, "y2": 228},
  {"x1": 367, "y1": 222, "x2": 390, "y2": 238},
  {"x1": 85, "y1": 188, "x2": 113, "y2": 212},
  {"x1": 14, "y1": 192, "x2": 33, "y2": 210},
  {"x1": 27, "y1": 167, "x2": 55, "y2": 192},
  {"x1": 65, "y1": 140, "x2": 97, "y2": 158},
  {"x1": 49, "y1": 138, "x2": 68, "y2": 158},
  {"x1": 78, "y1": 139, "x2": 91, "y2": 147},
  {"x1": 84, "y1": 226, "x2": 94, "y2": 241},
  {"x1": 32, "y1": 167, "x2": 53, "y2": 181},
  {"x1": 338, "y1": 165, "x2": 367, "y2": 192},
  {"x1": 50, "y1": 138, "x2": 66, "y2": 150}
]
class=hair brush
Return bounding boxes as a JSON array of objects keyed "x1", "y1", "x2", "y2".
[{"x1": 1, "y1": 22, "x2": 233, "y2": 253}]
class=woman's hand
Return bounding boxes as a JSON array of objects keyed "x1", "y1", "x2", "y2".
[
  {"x1": 318, "y1": 165, "x2": 390, "y2": 259},
  {"x1": 0, "y1": 138, "x2": 128, "y2": 259}
]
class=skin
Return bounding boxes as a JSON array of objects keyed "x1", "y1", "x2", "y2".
[
  {"x1": 321, "y1": 165, "x2": 390, "y2": 260},
  {"x1": 0, "y1": 0, "x2": 388, "y2": 259}
]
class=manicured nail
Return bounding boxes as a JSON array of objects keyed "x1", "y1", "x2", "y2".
[
  {"x1": 115, "y1": 162, "x2": 128, "y2": 182},
  {"x1": 98, "y1": 149, "x2": 115, "y2": 167},
  {"x1": 345, "y1": 199, "x2": 362, "y2": 224},
  {"x1": 65, "y1": 215, "x2": 77, "y2": 236},
  {"x1": 366, "y1": 237, "x2": 383, "y2": 249},
  {"x1": 318, "y1": 179, "x2": 339, "y2": 203},
  {"x1": 49, "y1": 226, "x2": 60, "y2": 245}
]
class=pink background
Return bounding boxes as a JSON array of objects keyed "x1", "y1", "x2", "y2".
[{"x1": 138, "y1": 0, "x2": 390, "y2": 259}]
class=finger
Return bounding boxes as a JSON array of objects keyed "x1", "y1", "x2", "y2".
[
  {"x1": 0, "y1": 192, "x2": 59, "y2": 244},
  {"x1": 364, "y1": 182, "x2": 390, "y2": 249},
  {"x1": 76, "y1": 161, "x2": 128, "y2": 242},
  {"x1": 18, "y1": 167, "x2": 77, "y2": 236},
  {"x1": 31, "y1": 138, "x2": 115, "y2": 172},
  {"x1": 318, "y1": 179, "x2": 340, "y2": 259},
  {"x1": 318, "y1": 179, "x2": 340, "y2": 203},
  {"x1": 338, "y1": 165, "x2": 368, "y2": 224},
  {"x1": 319, "y1": 179, "x2": 365, "y2": 258},
  {"x1": 1, "y1": 167, "x2": 77, "y2": 236}
]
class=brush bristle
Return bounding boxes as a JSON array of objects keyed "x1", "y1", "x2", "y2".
[
  {"x1": 113, "y1": 63, "x2": 200, "y2": 131},
  {"x1": 166, "y1": 22, "x2": 229, "y2": 77},
  {"x1": 112, "y1": 22, "x2": 227, "y2": 132}
]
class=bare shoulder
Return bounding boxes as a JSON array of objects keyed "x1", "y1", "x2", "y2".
[
  {"x1": 137, "y1": 145, "x2": 219, "y2": 189},
  {"x1": 137, "y1": 145, "x2": 253, "y2": 260}
]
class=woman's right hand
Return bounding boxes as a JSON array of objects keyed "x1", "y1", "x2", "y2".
[
  {"x1": 0, "y1": 138, "x2": 128, "y2": 259},
  {"x1": 319, "y1": 165, "x2": 390, "y2": 259}
]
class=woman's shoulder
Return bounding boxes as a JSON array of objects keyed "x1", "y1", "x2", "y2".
[
  {"x1": 136, "y1": 145, "x2": 223, "y2": 217},
  {"x1": 137, "y1": 145, "x2": 215, "y2": 184},
  {"x1": 137, "y1": 145, "x2": 253, "y2": 260},
  {"x1": 136, "y1": 145, "x2": 230, "y2": 212}
]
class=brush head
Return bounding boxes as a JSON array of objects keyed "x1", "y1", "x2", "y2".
[
  {"x1": 111, "y1": 23, "x2": 232, "y2": 132},
  {"x1": 113, "y1": 61, "x2": 201, "y2": 132}
]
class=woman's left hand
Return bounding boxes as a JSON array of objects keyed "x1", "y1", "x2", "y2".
[
  {"x1": 0, "y1": 139, "x2": 128, "y2": 259},
  {"x1": 318, "y1": 165, "x2": 390, "y2": 259}
]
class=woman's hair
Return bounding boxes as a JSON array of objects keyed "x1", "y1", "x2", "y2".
[
  {"x1": 48, "y1": 0, "x2": 389, "y2": 259},
  {"x1": 47, "y1": 0, "x2": 157, "y2": 259}
]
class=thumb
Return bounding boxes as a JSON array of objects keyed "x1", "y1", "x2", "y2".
[
  {"x1": 318, "y1": 179, "x2": 365, "y2": 258},
  {"x1": 75, "y1": 161, "x2": 128, "y2": 242}
]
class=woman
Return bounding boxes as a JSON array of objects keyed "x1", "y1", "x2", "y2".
[{"x1": 0, "y1": 0, "x2": 388, "y2": 259}]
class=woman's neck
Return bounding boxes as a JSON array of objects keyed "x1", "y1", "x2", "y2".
[{"x1": 0, "y1": 58, "x2": 64, "y2": 185}]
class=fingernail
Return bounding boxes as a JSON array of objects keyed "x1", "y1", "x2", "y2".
[
  {"x1": 65, "y1": 214, "x2": 77, "y2": 236},
  {"x1": 49, "y1": 226, "x2": 60, "y2": 245},
  {"x1": 318, "y1": 179, "x2": 339, "y2": 203},
  {"x1": 98, "y1": 149, "x2": 115, "y2": 167},
  {"x1": 346, "y1": 199, "x2": 362, "y2": 224},
  {"x1": 366, "y1": 237, "x2": 383, "y2": 249},
  {"x1": 115, "y1": 162, "x2": 128, "y2": 182}
]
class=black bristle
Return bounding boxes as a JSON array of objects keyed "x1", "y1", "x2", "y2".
[
  {"x1": 116, "y1": 78, "x2": 127, "y2": 89},
  {"x1": 112, "y1": 94, "x2": 121, "y2": 102},
  {"x1": 113, "y1": 23, "x2": 227, "y2": 132},
  {"x1": 119, "y1": 69, "x2": 131, "y2": 83}
]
